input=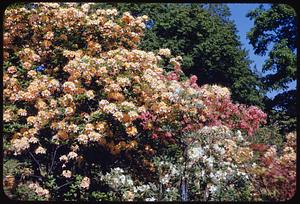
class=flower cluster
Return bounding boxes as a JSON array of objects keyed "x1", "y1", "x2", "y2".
[
  {"x1": 200, "y1": 85, "x2": 267, "y2": 135},
  {"x1": 100, "y1": 167, "x2": 158, "y2": 201},
  {"x1": 183, "y1": 126, "x2": 254, "y2": 201},
  {"x1": 28, "y1": 182, "x2": 51, "y2": 200}
]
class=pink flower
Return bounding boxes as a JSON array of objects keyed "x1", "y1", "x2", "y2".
[
  {"x1": 167, "y1": 71, "x2": 179, "y2": 81},
  {"x1": 164, "y1": 132, "x2": 172, "y2": 138},
  {"x1": 190, "y1": 75, "x2": 198, "y2": 84},
  {"x1": 151, "y1": 133, "x2": 158, "y2": 139}
]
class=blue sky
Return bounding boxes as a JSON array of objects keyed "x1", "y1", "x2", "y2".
[{"x1": 227, "y1": 3, "x2": 296, "y2": 99}]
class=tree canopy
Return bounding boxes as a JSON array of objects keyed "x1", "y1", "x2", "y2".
[{"x1": 247, "y1": 4, "x2": 297, "y2": 132}]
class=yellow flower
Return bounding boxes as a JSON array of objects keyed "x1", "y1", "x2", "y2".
[
  {"x1": 86, "y1": 90, "x2": 95, "y2": 99},
  {"x1": 41, "y1": 90, "x2": 51, "y2": 97},
  {"x1": 85, "y1": 123, "x2": 94, "y2": 132},
  {"x1": 50, "y1": 99, "x2": 57, "y2": 108},
  {"x1": 65, "y1": 107, "x2": 75, "y2": 116},
  {"x1": 127, "y1": 140, "x2": 138, "y2": 149},
  {"x1": 35, "y1": 99, "x2": 47, "y2": 110},
  {"x1": 27, "y1": 70, "x2": 37, "y2": 78},
  {"x1": 27, "y1": 116, "x2": 36, "y2": 125},
  {"x1": 17, "y1": 109, "x2": 27, "y2": 116},
  {"x1": 126, "y1": 126, "x2": 138, "y2": 136},
  {"x1": 3, "y1": 109, "x2": 14, "y2": 122},
  {"x1": 95, "y1": 122, "x2": 106, "y2": 132}
]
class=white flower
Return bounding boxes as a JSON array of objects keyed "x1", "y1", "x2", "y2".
[
  {"x1": 119, "y1": 175, "x2": 126, "y2": 184},
  {"x1": 188, "y1": 146, "x2": 204, "y2": 161},
  {"x1": 28, "y1": 183, "x2": 39, "y2": 189},
  {"x1": 68, "y1": 124, "x2": 79, "y2": 133},
  {"x1": 86, "y1": 90, "x2": 95, "y2": 99},
  {"x1": 128, "y1": 110, "x2": 139, "y2": 119},
  {"x1": 127, "y1": 178, "x2": 134, "y2": 186},
  {"x1": 145, "y1": 197, "x2": 156, "y2": 201},
  {"x1": 80, "y1": 177, "x2": 90, "y2": 189},
  {"x1": 35, "y1": 146, "x2": 46, "y2": 154},
  {"x1": 11, "y1": 137, "x2": 30, "y2": 155},
  {"x1": 236, "y1": 130, "x2": 243, "y2": 141},
  {"x1": 77, "y1": 134, "x2": 89, "y2": 144},
  {"x1": 67, "y1": 151, "x2": 78, "y2": 159},
  {"x1": 113, "y1": 167, "x2": 123, "y2": 173},
  {"x1": 175, "y1": 56, "x2": 183, "y2": 61},
  {"x1": 103, "y1": 103, "x2": 118, "y2": 114},
  {"x1": 35, "y1": 186, "x2": 50, "y2": 198},
  {"x1": 28, "y1": 182, "x2": 50, "y2": 199},
  {"x1": 219, "y1": 147, "x2": 226, "y2": 155},
  {"x1": 88, "y1": 131, "x2": 102, "y2": 142},
  {"x1": 28, "y1": 137, "x2": 39, "y2": 143},
  {"x1": 158, "y1": 48, "x2": 171, "y2": 57},
  {"x1": 59, "y1": 155, "x2": 68, "y2": 162},
  {"x1": 71, "y1": 144, "x2": 79, "y2": 152},
  {"x1": 137, "y1": 184, "x2": 150, "y2": 192},
  {"x1": 117, "y1": 77, "x2": 131, "y2": 87},
  {"x1": 81, "y1": 3, "x2": 92, "y2": 13},
  {"x1": 160, "y1": 174, "x2": 170, "y2": 185},
  {"x1": 206, "y1": 156, "x2": 214, "y2": 168},
  {"x1": 170, "y1": 166, "x2": 179, "y2": 176},
  {"x1": 62, "y1": 170, "x2": 72, "y2": 178},
  {"x1": 208, "y1": 184, "x2": 218, "y2": 194}
]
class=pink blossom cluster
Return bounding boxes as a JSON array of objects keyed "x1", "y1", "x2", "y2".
[{"x1": 199, "y1": 85, "x2": 267, "y2": 135}]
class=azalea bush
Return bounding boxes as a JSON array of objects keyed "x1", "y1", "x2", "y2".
[{"x1": 3, "y1": 3, "x2": 296, "y2": 201}]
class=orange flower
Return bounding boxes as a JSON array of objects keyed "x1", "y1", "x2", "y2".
[
  {"x1": 127, "y1": 140, "x2": 138, "y2": 149},
  {"x1": 57, "y1": 130, "x2": 69, "y2": 141},
  {"x1": 4, "y1": 175, "x2": 15, "y2": 190},
  {"x1": 22, "y1": 61, "x2": 32, "y2": 70},
  {"x1": 108, "y1": 92, "x2": 125, "y2": 102},
  {"x1": 60, "y1": 34, "x2": 68, "y2": 41},
  {"x1": 43, "y1": 40, "x2": 52, "y2": 48},
  {"x1": 122, "y1": 113, "x2": 131, "y2": 123}
]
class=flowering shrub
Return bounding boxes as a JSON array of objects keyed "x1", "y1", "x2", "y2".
[
  {"x1": 3, "y1": 3, "x2": 294, "y2": 201},
  {"x1": 249, "y1": 132, "x2": 296, "y2": 201}
]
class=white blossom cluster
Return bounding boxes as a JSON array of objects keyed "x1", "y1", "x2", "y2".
[
  {"x1": 100, "y1": 167, "x2": 159, "y2": 201},
  {"x1": 28, "y1": 182, "x2": 50, "y2": 200},
  {"x1": 100, "y1": 167, "x2": 134, "y2": 190},
  {"x1": 184, "y1": 126, "x2": 251, "y2": 200}
]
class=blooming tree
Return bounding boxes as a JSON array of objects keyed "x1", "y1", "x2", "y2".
[{"x1": 3, "y1": 3, "x2": 295, "y2": 201}]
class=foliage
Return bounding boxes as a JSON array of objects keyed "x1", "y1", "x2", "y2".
[
  {"x1": 247, "y1": 4, "x2": 297, "y2": 132},
  {"x1": 249, "y1": 125, "x2": 284, "y2": 148}
]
